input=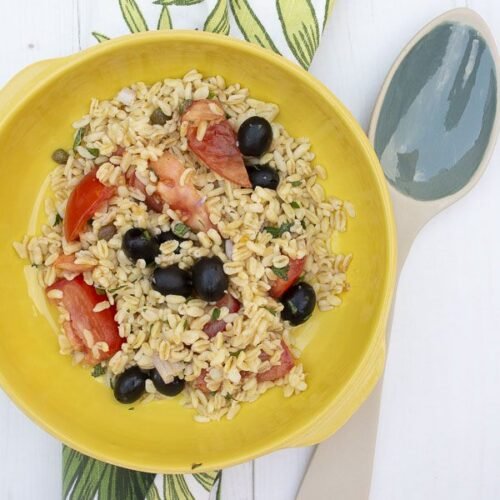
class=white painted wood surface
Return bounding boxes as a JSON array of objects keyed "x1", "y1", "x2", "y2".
[{"x1": 0, "y1": 1, "x2": 499, "y2": 499}]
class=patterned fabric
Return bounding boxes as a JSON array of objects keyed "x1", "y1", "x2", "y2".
[{"x1": 63, "y1": 1, "x2": 334, "y2": 498}]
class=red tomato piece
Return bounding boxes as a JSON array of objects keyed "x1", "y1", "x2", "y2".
[
  {"x1": 187, "y1": 121, "x2": 251, "y2": 188},
  {"x1": 203, "y1": 319, "x2": 227, "y2": 339},
  {"x1": 46, "y1": 276, "x2": 123, "y2": 365},
  {"x1": 53, "y1": 254, "x2": 96, "y2": 275},
  {"x1": 150, "y1": 152, "x2": 214, "y2": 232},
  {"x1": 193, "y1": 369, "x2": 210, "y2": 394},
  {"x1": 216, "y1": 293, "x2": 241, "y2": 313},
  {"x1": 114, "y1": 146, "x2": 126, "y2": 156},
  {"x1": 64, "y1": 169, "x2": 116, "y2": 242},
  {"x1": 202, "y1": 294, "x2": 241, "y2": 339},
  {"x1": 126, "y1": 168, "x2": 164, "y2": 213},
  {"x1": 257, "y1": 341, "x2": 295, "y2": 383},
  {"x1": 269, "y1": 258, "x2": 306, "y2": 299}
]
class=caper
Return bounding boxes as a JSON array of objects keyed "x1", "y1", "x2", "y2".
[
  {"x1": 150, "y1": 108, "x2": 169, "y2": 126},
  {"x1": 52, "y1": 149, "x2": 69, "y2": 164}
]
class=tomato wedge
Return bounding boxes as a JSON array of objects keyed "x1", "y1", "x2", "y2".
[
  {"x1": 126, "y1": 168, "x2": 164, "y2": 213},
  {"x1": 269, "y1": 258, "x2": 306, "y2": 299},
  {"x1": 46, "y1": 276, "x2": 123, "y2": 365},
  {"x1": 257, "y1": 341, "x2": 295, "y2": 383},
  {"x1": 150, "y1": 152, "x2": 213, "y2": 232},
  {"x1": 64, "y1": 169, "x2": 116, "y2": 242},
  {"x1": 187, "y1": 121, "x2": 251, "y2": 188}
]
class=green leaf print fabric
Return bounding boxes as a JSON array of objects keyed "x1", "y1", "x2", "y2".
[{"x1": 66, "y1": 0, "x2": 335, "y2": 498}]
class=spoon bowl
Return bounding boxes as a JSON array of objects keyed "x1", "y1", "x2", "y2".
[{"x1": 371, "y1": 8, "x2": 499, "y2": 266}]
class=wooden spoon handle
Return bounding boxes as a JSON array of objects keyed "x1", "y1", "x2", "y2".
[{"x1": 296, "y1": 184, "x2": 428, "y2": 500}]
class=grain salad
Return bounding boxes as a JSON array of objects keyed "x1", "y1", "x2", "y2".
[{"x1": 13, "y1": 70, "x2": 354, "y2": 422}]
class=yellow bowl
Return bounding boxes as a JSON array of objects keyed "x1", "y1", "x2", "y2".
[{"x1": 0, "y1": 31, "x2": 396, "y2": 473}]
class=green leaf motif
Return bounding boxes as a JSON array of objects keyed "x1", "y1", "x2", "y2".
[
  {"x1": 119, "y1": 0, "x2": 148, "y2": 33},
  {"x1": 215, "y1": 471, "x2": 223, "y2": 500},
  {"x1": 154, "y1": 0, "x2": 204, "y2": 5},
  {"x1": 92, "y1": 32, "x2": 110, "y2": 43},
  {"x1": 145, "y1": 482, "x2": 162, "y2": 500},
  {"x1": 163, "y1": 475, "x2": 195, "y2": 500},
  {"x1": 63, "y1": 447, "x2": 156, "y2": 500},
  {"x1": 157, "y1": 5, "x2": 172, "y2": 30},
  {"x1": 193, "y1": 471, "x2": 219, "y2": 491},
  {"x1": 276, "y1": 0, "x2": 320, "y2": 69},
  {"x1": 323, "y1": 0, "x2": 334, "y2": 31},
  {"x1": 229, "y1": 0, "x2": 279, "y2": 53},
  {"x1": 204, "y1": 0, "x2": 229, "y2": 35}
]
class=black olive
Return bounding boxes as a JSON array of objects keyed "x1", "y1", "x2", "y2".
[
  {"x1": 122, "y1": 228, "x2": 159, "y2": 264},
  {"x1": 280, "y1": 282, "x2": 316, "y2": 326},
  {"x1": 152, "y1": 265, "x2": 192, "y2": 297},
  {"x1": 113, "y1": 366, "x2": 147, "y2": 404},
  {"x1": 246, "y1": 165, "x2": 280, "y2": 190},
  {"x1": 150, "y1": 370, "x2": 185, "y2": 397},
  {"x1": 150, "y1": 107, "x2": 169, "y2": 125},
  {"x1": 156, "y1": 230, "x2": 184, "y2": 255},
  {"x1": 237, "y1": 116, "x2": 273, "y2": 157},
  {"x1": 192, "y1": 256, "x2": 228, "y2": 302}
]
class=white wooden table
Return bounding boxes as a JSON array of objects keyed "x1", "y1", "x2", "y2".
[{"x1": 1, "y1": 1, "x2": 499, "y2": 499}]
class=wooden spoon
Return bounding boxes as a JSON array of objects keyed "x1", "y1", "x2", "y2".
[{"x1": 298, "y1": 8, "x2": 499, "y2": 499}]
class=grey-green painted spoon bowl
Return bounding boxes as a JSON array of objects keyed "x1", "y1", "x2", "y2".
[{"x1": 298, "y1": 8, "x2": 499, "y2": 500}]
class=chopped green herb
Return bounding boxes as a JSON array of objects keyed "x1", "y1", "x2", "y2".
[
  {"x1": 95, "y1": 287, "x2": 107, "y2": 296},
  {"x1": 263, "y1": 306, "x2": 277, "y2": 316},
  {"x1": 173, "y1": 223, "x2": 189, "y2": 238},
  {"x1": 272, "y1": 265, "x2": 289, "y2": 280},
  {"x1": 86, "y1": 147, "x2": 100, "y2": 158},
  {"x1": 224, "y1": 394, "x2": 235, "y2": 402},
  {"x1": 128, "y1": 407, "x2": 135, "y2": 411},
  {"x1": 211, "y1": 308, "x2": 221, "y2": 320},
  {"x1": 179, "y1": 99, "x2": 192, "y2": 114},
  {"x1": 53, "y1": 213, "x2": 63, "y2": 226},
  {"x1": 208, "y1": 90, "x2": 217, "y2": 99},
  {"x1": 73, "y1": 127, "x2": 86, "y2": 150},
  {"x1": 230, "y1": 349, "x2": 244, "y2": 357},
  {"x1": 297, "y1": 274, "x2": 306, "y2": 283},
  {"x1": 263, "y1": 222, "x2": 293, "y2": 238},
  {"x1": 291, "y1": 180, "x2": 302, "y2": 187},
  {"x1": 301, "y1": 220, "x2": 307, "y2": 229},
  {"x1": 191, "y1": 463, "x2": 203, "y2": 470},
  {"x1": 91, "y1": 364, "x2": 106, "y2": 377},
  {"x1": 31, "y1": 263, "x2": 40, "y2": 268},
  {"x1": 287, "y1": 300, "x2": 298, "y2": 315},
  {"x1": 108, "y1": 285, "x2": 126, "y2": 294},
  {"x1": 290, "y1": 201, "x2": 300, "y2": 209}
]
